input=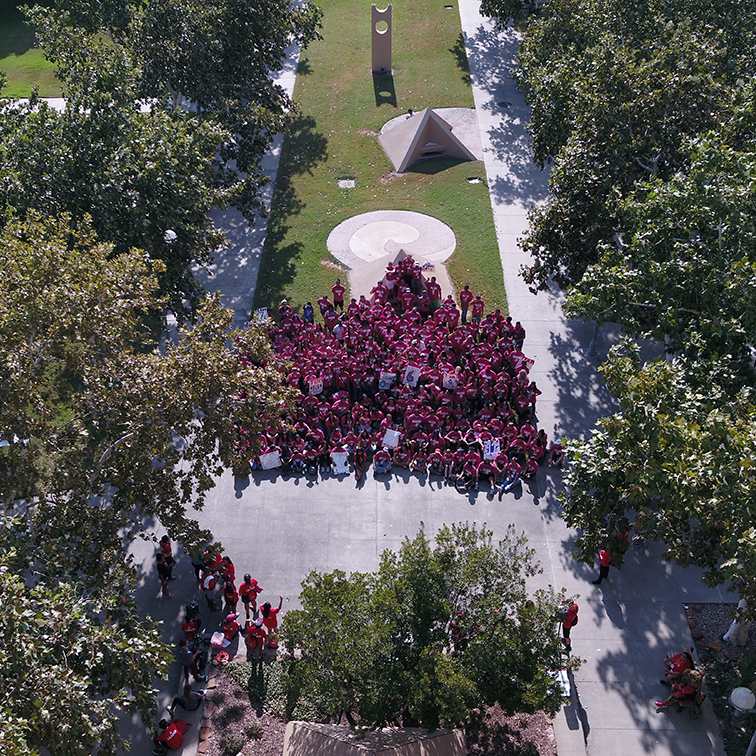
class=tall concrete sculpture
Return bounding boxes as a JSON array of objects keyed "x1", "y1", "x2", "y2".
[{"x1": 371, "y1": 4, "x2": 392, "y2": 74}]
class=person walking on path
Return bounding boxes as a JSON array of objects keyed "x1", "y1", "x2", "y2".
[
  {"x1": 560, "y1": 600, "x2": 579, "y2": 654},
  {"x1": 156, "y1": 554, "x2": 173, "y2": 598},
  {"x1": 239, "y1": 574, "x2": 263, "y2": 620},
  {"x1": 592, "y1": 549, "x2": 611, "y2": 584}
]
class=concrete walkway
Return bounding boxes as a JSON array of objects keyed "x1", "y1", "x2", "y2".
[{"x1": 125, "y1": 7, "x2": 730, "y2": 756}]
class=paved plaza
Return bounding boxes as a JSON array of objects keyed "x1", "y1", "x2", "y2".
[{"x1": 125, "y1": 5, "x2": 730, "y2": 756}]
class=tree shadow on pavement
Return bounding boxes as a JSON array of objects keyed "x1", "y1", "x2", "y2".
[{"x1": 462, "y1": 23, "x2": 549, "y2": 209}]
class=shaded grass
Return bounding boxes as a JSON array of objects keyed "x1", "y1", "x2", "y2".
[
  {"x1": 254, "y1": 0, "x2": 506, "y2": 316},
  {"x1": 0, "y1": 4, "x2": 59, "y2": 98}
]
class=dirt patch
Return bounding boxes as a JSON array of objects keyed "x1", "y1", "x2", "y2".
[
  {"x1": 202, "y1": 671, "x2": 286, "y2": 756},
  {"x1": 203, "y1": 669, "x2": 556, "y2": 756},
  {"x1": 379, "y1": 171, "x2": 398, "y2": 184},
  {"x1": 357, "y1": 128, "x2": 379, "y2": 136},
  {"x1": 466, "y1": 706, "x2": 556, "y2": 756},
  {"x1": 320, "y1": 258, "x2": 345, "y2": 271}
]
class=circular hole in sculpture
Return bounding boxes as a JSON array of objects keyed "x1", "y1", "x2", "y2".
[{"x1": 375, "y1": 20, "x2": 389, "y2": 33}]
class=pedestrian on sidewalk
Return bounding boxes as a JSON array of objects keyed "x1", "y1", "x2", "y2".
[
  {"x1": 592, "y1": 549, "x2": 611, "y2": 584},
  {"x1": 560, "y1": 600, "x2": 579, "y2": 654},
  {"x1": 176, "y1": 639, "x2": 206, "y2": 684},
  {"x1": 156, "y1": 554, "x2": 173, "y2": 598},
  {"x1": 239, "y1": 574, "x2": 263, "y2": 620}
]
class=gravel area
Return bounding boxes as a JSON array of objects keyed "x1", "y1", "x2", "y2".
[{"x1": 202, "y1": 672, "x2": 557, "y2": 756}]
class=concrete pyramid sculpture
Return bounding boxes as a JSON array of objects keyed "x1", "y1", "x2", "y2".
[{"x1": 379, "y1": 107, "x2": 477, "y2": 173}]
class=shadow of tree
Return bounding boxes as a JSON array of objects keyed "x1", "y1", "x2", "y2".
[
  {"x1": 253, "y1": 113, "x2": 329, "y2": 310},
  {"x1": 462, "y1": 22, "x2": 549, "y2": 208},
  {"x1": 449, "y1": 33, "x2": 472, "y2": 87}
]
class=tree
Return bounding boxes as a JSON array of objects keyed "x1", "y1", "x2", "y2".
[
  {"x1": 0, "y1": 23, "x2": 228, "y2": 318},
  {"x1": 512, "y1": 0, "x2": 756, "y2": 615},
  {"x1": 0, "y1": 214, "x2": 294, "y2": 752},
  {"x1": 281, "y1": 523, "x2": 569, "y2": 731},
  {"x1": 479, "y1": 0, "x2": 539, "y2": 28},
  {"x1": 561, "y1": 343, "x2": 756, "y2": 609},
  {"x1": 513, "y1": 0, "x2": 756, "y2": 290}
]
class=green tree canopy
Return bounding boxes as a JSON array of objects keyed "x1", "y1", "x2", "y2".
[
  {"x1": 514, "y1": 0, "x2": 756, "y2": 290},
  {"x1": 562, "y1": 343, "x2": 756, "y2": 607},
  {"x1": 2, "y1": 0, "x2": 322, "y2": 318},
  {"x1": 281, "y1": 523, "x2": 569, "y2": 731},
  {"x1": 0, "y1": 214, "x2": 293, "y2": 752}
]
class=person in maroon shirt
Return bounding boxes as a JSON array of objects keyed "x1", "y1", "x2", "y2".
[
  {"x1": 459, "y1": 284, "x2": 473, "y2": 324},
  {"x1": 470, "y1": 295, "x2": 485, "y2": 323},
  {"x1": 332, "y1": 278, "x2": 346, "y2": 311}
]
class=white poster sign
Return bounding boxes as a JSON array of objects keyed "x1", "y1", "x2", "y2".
[{"x1": 260, "y1": 451, "x2": 281, "y2": 470}]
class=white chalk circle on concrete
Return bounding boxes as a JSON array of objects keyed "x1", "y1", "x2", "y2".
[{"x1": 327, "y1": 210, "x2": 456, "y2": 270}]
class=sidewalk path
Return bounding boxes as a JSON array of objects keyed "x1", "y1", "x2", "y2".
[
  {"x1": 456, "y1": 2, "x2": 727, "y2": 755},
  {"x1": 132, "y1": 8, "x2": 729, "y2": 756}
]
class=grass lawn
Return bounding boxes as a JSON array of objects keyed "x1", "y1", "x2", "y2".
[
  {"x1": 0, "y1": 3, "x2": 59, "y2": 98},
  {"x1": 253, "y1": 0, "x2": 507, "y2": 315}
]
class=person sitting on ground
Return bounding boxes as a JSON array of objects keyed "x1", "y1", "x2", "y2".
[
  {"x1": 428, "y1": 448, "x2": 444, "y2": 477},
  {"x1": 661, "y1": 647, "x2": 695, "y2": 685},
  {"x1": 477, "y1": 458, "x2": 497, "y2": 496},
  {"x1": 548, "y1": 440, "x2": 565, "y2": 467},
  {"x1": 501, "y1": 458, "x2": 522, "y2": 494},
  {"x1": 153, "y1": 716, "x2": 190, "y2": 753},
  {"x1": 656, "y1": 668, "x2": 704, "y2": 711},
  {"x1": 352, "y1": 447, "x2": 369, "y2": 484},
  {"x1": 170, "y1": 684, "x2": 206, "y2": 713},
  {"x1": 373, "y1": 447, "x2": 392, "y2": 475}
]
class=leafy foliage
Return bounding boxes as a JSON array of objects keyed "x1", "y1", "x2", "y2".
[
  {"x1": 281, "y1": 523, "x2": 569, "y2": 731},
  {"x1": 514, "y1": 0, "x2": 756, "y2": 290},
  {"x1": 0, "y1": 215, "x2": 294, "y2": 752},
  {"x1": 1, "y1": 0, "x2": 322, "y2": 319},
  {"x1": 562, "y1": 343, "x2": 756, "y2": 597},
  {"x1": 516, "y1": 0, "x2": 756, "y2": 613}
]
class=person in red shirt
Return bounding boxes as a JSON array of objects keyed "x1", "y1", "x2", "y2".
[
  {"x1": 261, "y1": 596, "x2": 284, "y2": 646},
  {"x1": 239, "y1": 573, "x2": 262, "y2": 619},
  {"x1": 317, "y1": 295, "x2": 331, "y2": 317},
  {"x1": 223, "y1": 583, "x2": 239, "y2": 615},
  {"x1": 346, "y1": 298, "x2": 360, "y2": 318},
  {"x1": 560, "y1": 601, "x2": 579, "y2": 654},
  {"x1": 470, "y1": 294, "x2": 485, "y2": 323},
  {"x1": 373, "y1": 447, "x2": 392, "y2": 475},
  {"x1": 154, "y1": 717, "x2": 190, "y2": 752},
  {"x1": 222, "y1": 612, "x2": 241, "y2": 640},
  {"x1": 592, "y1": 549, "x2": 611, "y2": 584},
  {"x1": 245, "y1": 619, "x2": 267, "y2": 661},
  {"x1": 459, "y1": 284, "x2": 473, "y2": 324},
  {"x1": 426, "y1": 276, "x2": 442, "y2": 311},
  {"x1": 332, "y1": 278, "x2": 346, "y2": 311}
]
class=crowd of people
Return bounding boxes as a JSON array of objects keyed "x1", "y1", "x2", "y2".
[
  {"x1": 238, "y1": 255, "x2": 564, "y2": 494},
  {"x1": 153, "y1": 539, "x2": 285, "y2": 753}
]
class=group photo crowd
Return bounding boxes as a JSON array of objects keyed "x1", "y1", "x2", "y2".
[{"x1": 236, "y1": 255, "x2": 564, "y2": 495}]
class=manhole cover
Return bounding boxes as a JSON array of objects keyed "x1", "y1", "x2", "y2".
[{"x1": 338, "y1": 179, "x2": 356, "y2": 189}]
